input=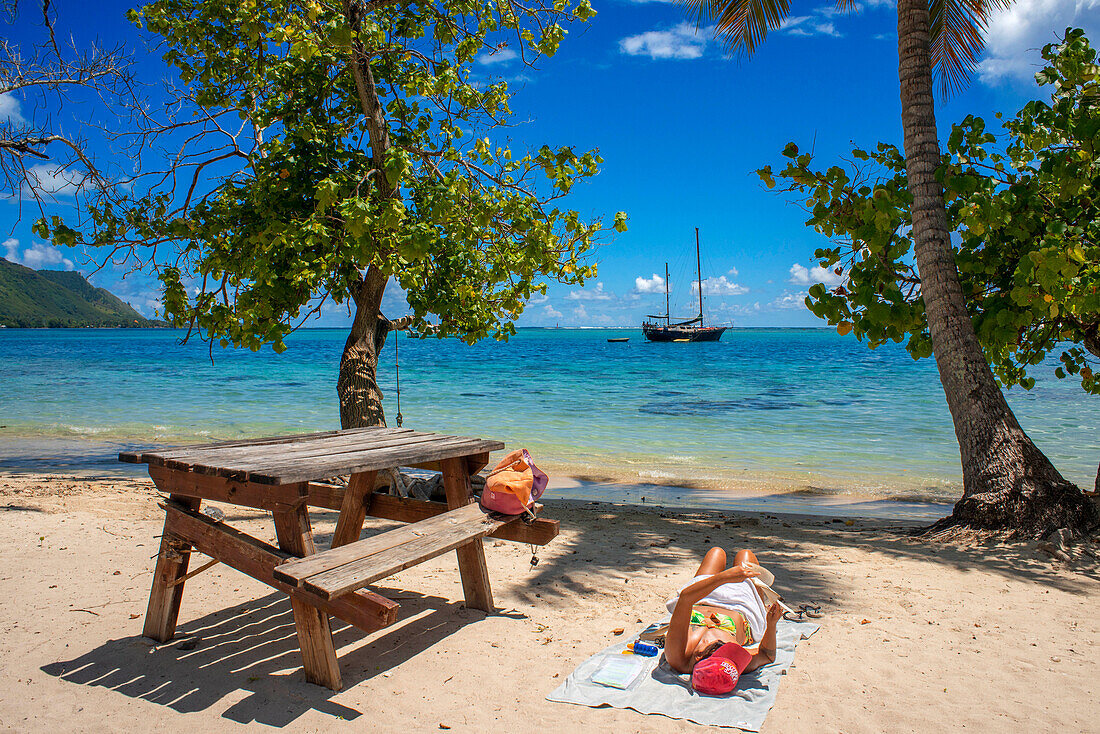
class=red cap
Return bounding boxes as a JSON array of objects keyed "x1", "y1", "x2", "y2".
[{"x1": 691, "y1": 643, "x2": 753, "y2": 696}]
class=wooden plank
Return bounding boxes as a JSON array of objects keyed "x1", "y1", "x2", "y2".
[
  {"x1": 466, "y1": 452, "x2": 491, "y2": 475},
  {"x1": 144, "y1": 470, "x2": 557, "y2": 545},
  {"x1": 184, "y1": 432, "x2": 489, "y2": 480},
  {"x1": 120, "y1": 425, "x2": 400, "y2": 464},
  {"x1": 274, "y1": 502, "x2": 497, "y2": 587},
  {"x1": 296, "y1": 506, "x2": 508, "y2": 600},
  {"x1": 406, "y1": 451, "x2": 489, "y2": 474},
  {"x1": 157, "y1": 427, "x2": 416, "y2": 472},
  {"x1": 158, "y1": 427, "x2": 419, "y2": 470},
  {"x1": 248, "y1": 437, "x2": 504, "y2": 485},
  {"x1": 163, "y1": 501, "x2": 399, "y2": 632},
  {"x1": 143, "y1": 494, "x2": 201, "y2": 642},
  {"x1": 273, "y1": 500, "x2": 343, "y2": 690},
  {"x1": 330, "y1": 471, "x2": 378, "y2": 548},
  {"x1": 185, "y1": 430, "x2": 448, "y2": 479},
  {"x1": 357, "y1": 491, "x2": 560, "y2": 546},
  {"x1": 441, "y1": 457, "x2": 494, "y2": 613},
  {"x1": 149, "y1": 465, "x2": 306, "y2": 511}
]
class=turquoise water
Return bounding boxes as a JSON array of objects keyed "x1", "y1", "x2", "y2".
[{"x1": 0, "y1": 328, "x2": 1095, "y2": 508}]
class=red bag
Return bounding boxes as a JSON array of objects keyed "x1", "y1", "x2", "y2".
[{"x1": 479, "y1": 449, "x2": 547, "y2": 516}]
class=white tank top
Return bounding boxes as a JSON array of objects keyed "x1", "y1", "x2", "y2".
[{"x1": 665, "y1": 575, "x2": 768, "y2": 642}]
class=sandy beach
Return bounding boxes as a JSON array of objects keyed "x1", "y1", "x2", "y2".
[{"x1": 1, "y1": 471, "x2": 1098, "y2": 733}]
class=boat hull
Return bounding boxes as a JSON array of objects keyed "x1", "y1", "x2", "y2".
[{"x1": 642, "y1": 324, "x2": 727, "y2": 342}]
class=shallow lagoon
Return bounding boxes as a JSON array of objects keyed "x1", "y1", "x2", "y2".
[{"x1": 0, "y1": 327, "x2": 1095, "y2": 517}]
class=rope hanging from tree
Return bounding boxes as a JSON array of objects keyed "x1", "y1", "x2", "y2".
[{"x1": 394, "y1": 325, "x2": 402, "y2": 428}]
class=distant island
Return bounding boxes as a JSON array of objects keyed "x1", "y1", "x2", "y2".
[{"x1": 0, "y1": 257, "x2": 165, "y2": 328}]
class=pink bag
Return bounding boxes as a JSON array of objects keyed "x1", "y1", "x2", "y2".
[{"x1": 479, "y1": 449, "x2": 547, "y2": 516}]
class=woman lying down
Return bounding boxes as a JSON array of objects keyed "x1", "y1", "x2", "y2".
[{"x1": 663, "y1": 547, "x2": 783, "y2": 696}]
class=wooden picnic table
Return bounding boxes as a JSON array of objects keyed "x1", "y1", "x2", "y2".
[{"x1": 121, "y1": 427, "x2": 558, "y2": 691}]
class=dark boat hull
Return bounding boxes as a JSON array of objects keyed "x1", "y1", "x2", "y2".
[{"x1": 642, "y1": 324, "x2": 727, "y2": 342}]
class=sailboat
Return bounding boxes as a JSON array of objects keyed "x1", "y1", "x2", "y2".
[{"x1": 642, "y1": 228, "x2": 728, "y2": 343}]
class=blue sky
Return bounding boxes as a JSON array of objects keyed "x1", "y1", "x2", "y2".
[{"x1": 2, "y1": 0, "x2": 1098, "y2": 329}]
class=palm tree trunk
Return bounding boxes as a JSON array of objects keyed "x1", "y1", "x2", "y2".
[
  {"x1": 338, "y1": 265, "x2": 391, "y2": 428},
  {"x1": 896, "y1": 0, "x2": 1096, "y2": 536}
]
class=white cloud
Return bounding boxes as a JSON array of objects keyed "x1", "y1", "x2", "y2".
[
  {"x1": 780, "y1": 10, "x2": 846, "y2": 37},
  {"x1": 571, "y1": 304, "x2": 589, "y2": 320},
  {"x1": 543, "y1": 304, "x2": 563, "y2": 320},
  {"x1": 634, "y1": 273, "x2": 667, "y2": 293},
  {"x1": 0, "y1": 93, "x2": 25, "y2": 124},
  {"x1": 789, "y1": 262, "x2": 846, "y2": 286},
  {"x1": 528, "y1": 292, "x2": 549, "y2": 305},
  {"x1": 619, "y1": 23, "x2": 712, "y2": 60},
  {"x1": 786, "y1": 20, "x2": 842, "y2": 37},
  {"x1": 772, "y1": 292, "x2": 809, "y2": 310},
  {"x1": 727, "y1": 267, "x2": 739, "y2": 277},
  {"x1": 715, "y1": 300, "x2": 762, "y2": 315},
  {"x1": 691, "y1": 275, "x2": 749, "y2": 296},
  {"x1": 978, "y1": 0, "x2": 1100, "y2": 85},
  {"x1": 566, "y1": 282, "x2": 613, "y2": 301},
  {"x1": 477, "y1": 48, "x2": 518, "y2": 65},
  {"x1": 781, "y1": 15, "x2": 813, "y2": 30},
  {"x1": 3, "y1": 238, "x2": 74, "y2": 271},
  {"x1": 22, "y1": 164, "x2": 86, "y2": 198}
]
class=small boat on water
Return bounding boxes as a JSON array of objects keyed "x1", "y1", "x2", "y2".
[
  {"x1": 642, "y1": 228, "x2": 728, "y2": 343},
  {"x1": 607, "y1": 337, "x2": 629, "y2": 343}
]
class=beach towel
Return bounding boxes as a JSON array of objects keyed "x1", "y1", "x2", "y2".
[{"x1": 546, "y1": 618, "x2": 818, "y2": 731}]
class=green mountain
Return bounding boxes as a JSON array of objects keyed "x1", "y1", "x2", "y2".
[{"x1": 0, "y1": 257, "x2": 162, "y2": 328}]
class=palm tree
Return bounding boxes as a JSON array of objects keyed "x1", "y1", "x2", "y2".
[{"x1": 680, "y1": 0, "x2": 1097, "y2": 536}]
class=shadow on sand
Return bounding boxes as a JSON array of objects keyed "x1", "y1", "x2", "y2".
[
  {"x1": 513, "y1": 500, "x2": 1099, "y2": 615},
  {"x1": 40, "y1": 586, "x2": 521, "y2": 726},
  {"x1": 38, "y1": 498, "x2": 1097, "y2": 725}
]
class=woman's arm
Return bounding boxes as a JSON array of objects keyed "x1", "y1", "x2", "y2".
[
  {"x1": 664, "y1": 565, "x2": 760, "y2": 673},
  {"x1": 744, "y1": 603, "x2": 782, "y2": 672}
]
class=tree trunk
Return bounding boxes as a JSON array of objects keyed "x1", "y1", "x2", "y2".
[
  {"x1": 896, "y1": 0, "x2": 1097, "y2": 536},
  {"x1": 338, "y1": 265, "x2": 392, "y2": 428},
  {"x1": 336, "y1": 1, "x2": 400, "y2": 430}
]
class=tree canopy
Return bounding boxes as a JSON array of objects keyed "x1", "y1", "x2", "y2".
[
  {"x1": 37, "y1": 0, "x2": 623, "y2": 353},
  {"x1": 757, "y1": 28, "x2": 1100, "y2": 396}
]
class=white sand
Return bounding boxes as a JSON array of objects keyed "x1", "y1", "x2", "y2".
[{"x1": 1, "y1": 473, "x2": 1097, "y2": 732}]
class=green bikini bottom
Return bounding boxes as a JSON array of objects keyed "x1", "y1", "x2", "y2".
[{"x1": 689, "y1": 608, "x2": 754, "y2": 646}]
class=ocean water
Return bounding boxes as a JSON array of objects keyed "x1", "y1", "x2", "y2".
[{"x1": 0, "y1": 327, "x2": 1095, "y2": 517}]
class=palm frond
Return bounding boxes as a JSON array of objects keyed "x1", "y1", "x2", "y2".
[
  {"x1": 678, "y1": 0, "x2": 793, "y2": 58},
  {"x1": 929, "y1": 0, "x2": 1011, "y2": 95}
]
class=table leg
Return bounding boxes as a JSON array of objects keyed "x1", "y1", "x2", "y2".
[
  {"x1": 273, "y1": 503, "x2": 342, "y2": 691},
  {"x1": 143, "y1": 494, "x2": 201, "y2": 642},
  {"x1": 440, "y1": 457, "x2": 494, "y2": 613},
  {"x1": 330, "y1": 470, "x2": 378, "y2": 549}
]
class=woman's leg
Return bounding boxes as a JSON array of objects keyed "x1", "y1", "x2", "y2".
[
  {"x1": 694, "y1": 547, "x2": 727, "y2": 577},
  {"x1": 732, "y1": 549, "x2": 759, "y2": 567}
]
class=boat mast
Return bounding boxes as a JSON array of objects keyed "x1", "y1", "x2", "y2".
[
  {"x1": 695, "y1": 227, "x2": 704, "y2": 325},
  {"x1": 664, "y1": 262, "x2": 670, "y2": 326}
]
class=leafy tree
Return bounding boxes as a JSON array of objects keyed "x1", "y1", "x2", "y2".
[
  {"x1": 38, "y1": 0, "x2": 623, "y2": 428},
  {"x1": 679, "y1": 0, "x2": 1097, "y2": 536},
  {"x1": 758, "y1": 29, "x2": 1100, "y2": 526}
]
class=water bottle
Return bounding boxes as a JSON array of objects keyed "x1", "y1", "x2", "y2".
[{"x1": 629, "y1": 641, "x2": 659, "y2": 657}]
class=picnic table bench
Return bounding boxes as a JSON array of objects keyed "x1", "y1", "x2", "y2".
[{"x1": 121, "y1": 427, "x2": 558, "y2": 691}]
